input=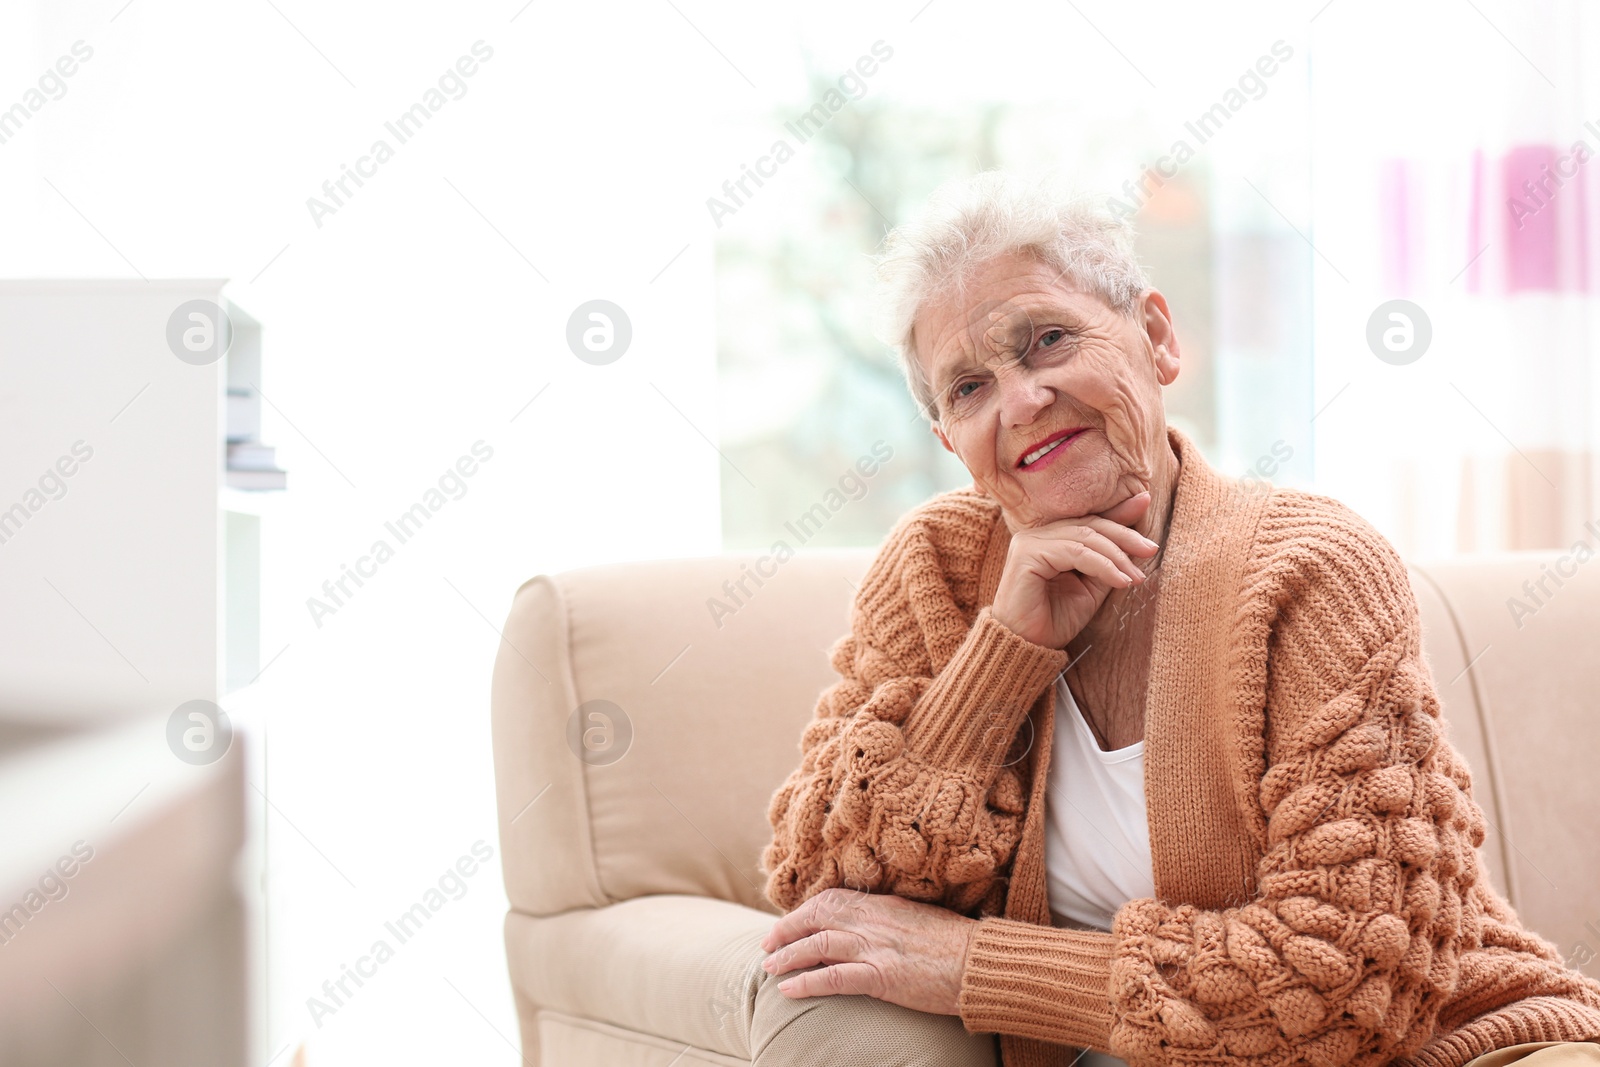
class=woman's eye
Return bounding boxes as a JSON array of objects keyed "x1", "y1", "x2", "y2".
[
  {"x1": 1037, "y1": 328, "x2": 1066, "y2": 349},
  {"x1": 954, "y1": 381, "x2": 980, "y2": 399}
]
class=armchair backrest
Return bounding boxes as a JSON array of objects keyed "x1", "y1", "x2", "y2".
[
  {"x1": 492, "y1": 551, "x2": 870, "y2": 917},
  {"x1": 1411, "y1": 555, "x2": 1600, "y2": 971}
]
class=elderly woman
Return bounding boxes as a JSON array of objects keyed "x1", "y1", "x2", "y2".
[{"x1": 756, "y1": 172, "x2": 1600, "y2": 1067}]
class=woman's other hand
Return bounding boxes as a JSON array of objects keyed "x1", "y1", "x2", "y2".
[
  {"x1": 760, "y1": 889, "x2": 979, "y2": 1016},
  {"x1": 990, "y1": 490, "x2": 1158, "y2": 649}
]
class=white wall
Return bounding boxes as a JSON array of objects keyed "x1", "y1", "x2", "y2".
[{"x1": 1, "y1": 1, "x2": 728, "y2": 1063}]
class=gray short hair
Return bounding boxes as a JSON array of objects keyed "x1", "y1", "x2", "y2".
[{"x1": 872, "y1": 171, "x2": 1150, "y2": 422}]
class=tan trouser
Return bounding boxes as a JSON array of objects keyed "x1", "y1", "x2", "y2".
[
  {"x1": 750, "y1": 976, "x2": 1599, "y2": 1067},
  {"x1": 750, "y1": 970, "x2": 998, "y2": 1066},
  {"x1": 1463, "y1": 1043, "x2": 1600, "y2": 1067}
]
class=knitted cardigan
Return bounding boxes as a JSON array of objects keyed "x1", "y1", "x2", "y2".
[{"x1": 762, "y1": 425, "x2": 1600, "y2": 1067}]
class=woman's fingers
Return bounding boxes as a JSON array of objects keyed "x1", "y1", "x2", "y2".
[
  {"x1": 762, "y1": 894, "x2": 881, "y2": 1000},
  {"x1": 1097, "y1": 490, "x2": 1152, "y2": 527},
  {"x1": 1022, "y1": 514, "x2": 1159, "y2": 586},
  {"x1": 1084, "y1": 514, "x2": 1161, "y2": 559},
  {"x1": 761, "y1": 887, "x2": 868, "y2": 952},
  {"x1": 1030, "y1": 537, "x2": 1132, "y2": 588},
  {"x1": 1083, "y1": 491, "x2": 1160, "y2": 567},
  {"x1": 1027, "y1": 532, "x2": 1139, "y2": 587},
  {"x1": 764, "y1": 927, "x2": 868, "y2": 976},
  {"x1": 761, "y1": 893, "x2": 974, "y2": 1015},
  {"x1": 1068, "y1": 525, "x2": 1153, "y2": 581},
  {"x1": 775, "y1": 961, "x2": 884, "y2": 1000}
]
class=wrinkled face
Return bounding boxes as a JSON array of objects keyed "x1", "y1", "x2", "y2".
[{"x1": 913, "y1": 251, "x2": 1180, "y2": 529}]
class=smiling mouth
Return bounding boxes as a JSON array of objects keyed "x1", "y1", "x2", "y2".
[{"x1": 1017, "y1": 429, "x2": 1085, "y2": 469}]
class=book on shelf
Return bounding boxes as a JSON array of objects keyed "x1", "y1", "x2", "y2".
[
  {"x1": 226, "y1": 441, "x2": 279, "y2": 471},
  {"x1": 226, "y1": 468, "x2": 287, "y2": 491},
  {"x1": 226, "y1": 390, "x2": 259, "y2": 443}
]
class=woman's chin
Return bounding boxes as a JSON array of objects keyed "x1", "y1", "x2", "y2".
[
  {"x1": 978, "y1": 463, "x2": 1113, "y2": 527},
  {"x1": 1004, "y1": 491, "x2": 1105, "y2": 530},
  {"x1": 1021, "y1": 471, "x2": 1115, "y2": 523}
]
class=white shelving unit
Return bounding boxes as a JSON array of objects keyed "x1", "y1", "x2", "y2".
[{"x1": 0, "y1": 279, "x2": 284, "y2": 725}]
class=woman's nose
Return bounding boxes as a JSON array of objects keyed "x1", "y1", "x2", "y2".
[{"x1": 996, "y1": 368, "x2": 1056, "y2": 424}]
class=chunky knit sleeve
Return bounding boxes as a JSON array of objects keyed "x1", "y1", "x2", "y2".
[
  {"x1": 762, "y1": 494, "x2": 1067, "y2": 916},
  {"x1": 959, "y1": 493, "x2": 1497, "y2": 1067}
]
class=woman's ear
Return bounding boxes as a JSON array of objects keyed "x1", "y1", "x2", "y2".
[
  {"x1": 1141, "y1": 289, "x2": 1181, "y2": 386},
  {"x1": 931, "y1": 420, "x2": 955, "y2": 454}
]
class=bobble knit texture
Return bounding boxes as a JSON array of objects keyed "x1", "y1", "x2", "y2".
[{"x1": 762, "y1": 427, "x2": 1600, "y2": 1067}]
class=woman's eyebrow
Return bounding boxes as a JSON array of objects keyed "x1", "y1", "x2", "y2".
[{"x1": 931, "y1": 357, "x2": 970, "y2": 394}]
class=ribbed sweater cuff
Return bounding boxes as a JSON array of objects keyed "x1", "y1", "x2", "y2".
[
  {"x1": 1402, "y1": 997, "x2": 1600, "y2": 1067},
  {"x1": 901, "y1": 607, "x2": 1068, "y2": 770},
  {"x1": 959, "y1": 917, "x2": 1116, "y2": 1050}
]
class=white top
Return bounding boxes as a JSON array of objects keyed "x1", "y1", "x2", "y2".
[{"x1": 1043, "y1": 675, "x2": 1156, "y2": 934}]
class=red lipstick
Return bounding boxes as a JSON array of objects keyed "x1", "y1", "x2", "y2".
[{"x1": 1015, "y1": 428, "x2": 1086, "y2": 471}]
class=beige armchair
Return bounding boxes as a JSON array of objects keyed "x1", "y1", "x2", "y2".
[{"x1": 491, "y1": 548, "x2": 1600, "y2": 1066}]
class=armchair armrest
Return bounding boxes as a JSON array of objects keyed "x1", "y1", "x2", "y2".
[
  {"x1": 508, "y1": 895, "x2": 771, "y2": 1058},
  {"x1": 505, "y1": 894, "x2": 997, "y2": 1066}
]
